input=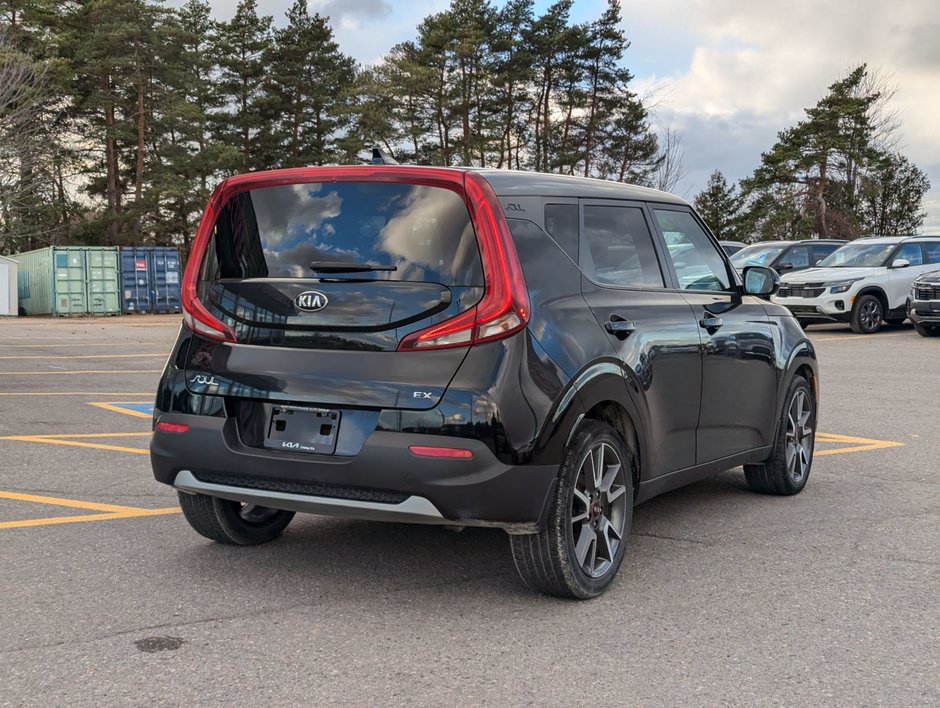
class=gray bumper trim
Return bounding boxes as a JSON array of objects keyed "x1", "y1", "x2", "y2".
[{"x1": 173, "y1": 469, "x2": 448, "y2": 525}]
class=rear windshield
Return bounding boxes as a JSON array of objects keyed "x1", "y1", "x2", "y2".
[{"x1": 205, "y1": 182, "x2": 483, "y2": 285}]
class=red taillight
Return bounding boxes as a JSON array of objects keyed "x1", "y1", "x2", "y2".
[
  {"x1": 397, "y1": 172, "x2": 530, "y2": 351},
  {"x1": 156, "y1": 421, "x2": 190, "y2": 434},
  {"x1": 408, "y1": 445, "x2": 473, "y2": 459},
  {"x1": 182, "y1": 191, "x2": 237, "y2": 343}
]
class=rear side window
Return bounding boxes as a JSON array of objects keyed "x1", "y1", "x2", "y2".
[
  {"x1": 923, "y1": 242, "x2": 940, "y2": 264},
  {"x1": 207, "y1": 182, "x2": 483, "y2": 285},
  {"x1": 544, "y1": 204, "x2": 579, "y2": 262},
  {"x1": 582, "y1": 205, "x2": 664, "y2": 288}
]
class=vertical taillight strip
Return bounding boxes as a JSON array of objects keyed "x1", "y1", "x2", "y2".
[{"x1": 396, "y1": 172, "x2": 530, "y2": 351}]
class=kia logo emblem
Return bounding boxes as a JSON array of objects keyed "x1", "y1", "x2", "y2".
[{"x1": 294, "y1": 290, "x2": 328, "y2": 312}]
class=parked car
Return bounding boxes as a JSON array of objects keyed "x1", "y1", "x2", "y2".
[
  {"x1": 772, "y1": 235, "x2": 940, "y2": 333},
  {"x1": 719, "y1": 240, "x2": 746, "y2": 255},
  {"x1": 909, "y1": 269, "x2": 940, "y2": 336},
  {"x1": 730, "y1": 239, "x2": 845, "y2": 275},
  {"x1": 151, "y1": 166, "x2": 818, "y2": 599}
]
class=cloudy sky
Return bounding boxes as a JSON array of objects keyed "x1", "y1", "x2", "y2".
[{"x1": 204, "y1": 0, "x2": 940, "y2": 232}]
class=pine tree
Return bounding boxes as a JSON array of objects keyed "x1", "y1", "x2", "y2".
[
  {"x1": 693, "y1": 171, "x2": 742, "y2": 240},
  {"x1": 861, "y1": 153, "x2": 930, "y2": 236},
  {"x1": 216, "y1": 0, "x2": 273, "y2": 172},
  {"x1": 263, "y1": 0, "x2": 356, "y2": 168}
]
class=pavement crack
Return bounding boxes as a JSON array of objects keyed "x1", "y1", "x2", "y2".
[{"x1": 633, "y1": 532, "x2": 710, "y2": 546}]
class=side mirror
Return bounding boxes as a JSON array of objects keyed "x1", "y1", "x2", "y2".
[
  {"x1": 742, "y1": 265, "x2": 780, "y2": 297},
  {"x1": 890, "y1": 258, "x2": 910, "y2": 269}
]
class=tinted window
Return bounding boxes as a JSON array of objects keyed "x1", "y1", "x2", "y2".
[
  {"x1": 785, "y1": 246, "x2": 810, "y2": 269},
  {"x1": 544, "y1": 204, "x2": 579, "y2": 262},
  {"x1": 812, "y1": 244, "x2": 838, "y2": 264},
  {"x1": 895, "y1": 243, "x2": 924, "y2": 266},
  {"x1": 655, "y1": 209, "x2": 731, "y2": 291},
  {"x1": 582, "y1": 205, "x2": 664, "y2": 288},
  {"x1": 730, "y1": 244, "x2": 786, "y2": 268},
  {"x1": 209, "y1": 182, "x2": 483, "y2": 285},
  {"x1": 925, "y1": 242, "x2": 940, "y2": 264}
]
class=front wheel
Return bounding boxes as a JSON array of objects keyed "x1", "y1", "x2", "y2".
[
  {"x1": 849, "y1": 294, "x2": 883, "y2": 334},
  {"x1": 510, "y1": 421, "x2": 634, "y2": 599},
  {"x1": 178, "y1": 491, "x2": 295, "y2": 545},
  {"x1": 744, "y1": 374, "x2": 815, "y2": 495}
]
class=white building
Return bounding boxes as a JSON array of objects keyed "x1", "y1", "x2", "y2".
[{"x1": 0, "y1": 255, "x2": 19, "y2": 316}]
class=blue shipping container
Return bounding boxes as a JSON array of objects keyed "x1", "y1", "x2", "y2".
[{"x1": 120, "y1": 247, "x2": 182, "y2": 314}]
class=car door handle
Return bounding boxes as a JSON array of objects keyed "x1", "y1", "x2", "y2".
[
  {"x1": 605, "y1": 316, "x2": 637, "y2": 340},
  {"x1": 699, "y1": 316, "x2": 723, "y2": 332}
]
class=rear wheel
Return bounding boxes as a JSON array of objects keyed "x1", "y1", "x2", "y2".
[
  {"x1": 914, "y1": 323, "x2": 940, "y2": 337},
  {"x1": 510, "y1": 421, "x2": 633, "y2": 599},
  {"x1": 849, "y1": 294, "x2": 883, "y2": 334},
  {"x1": 178, "y1": 492, "x2": 295, "y2": 545},
  {"x1": 744, "y1": 374, "x2": 815, "y2": 495}
]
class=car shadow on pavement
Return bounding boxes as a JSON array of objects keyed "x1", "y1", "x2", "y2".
[{"x1": 171, "y1": 470, "x2": 756, "y2": 601}]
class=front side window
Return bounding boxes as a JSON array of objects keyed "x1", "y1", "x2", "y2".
[
  {"x1": 785, "y1": 246, "x2": 810, "y2": 269},
  {"x1": 894, "y1": 243, "x2": 924, "y2": 266},
  {"x1": 582, "y1": 205, "x2": 664, "y2": 288},
  {"x1": 655, "y1": 209, "x2": 731, "y2": 291}
]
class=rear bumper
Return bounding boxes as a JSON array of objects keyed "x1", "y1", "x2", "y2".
[{"x1": 151, "y1": 413, "x2": 557, "y2": 532}]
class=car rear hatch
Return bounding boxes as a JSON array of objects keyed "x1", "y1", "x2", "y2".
[{"x1": 181, "y1": 167, "x2": 529, "y2": 415}]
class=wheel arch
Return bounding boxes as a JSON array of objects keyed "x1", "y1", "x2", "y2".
[{"x1": 855, "y1": 286, "x2": 889, "y2": 312}]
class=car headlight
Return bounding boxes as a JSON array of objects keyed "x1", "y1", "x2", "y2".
[{"x1": 824, "y1": 279, "x2": 861, "y2": 294}]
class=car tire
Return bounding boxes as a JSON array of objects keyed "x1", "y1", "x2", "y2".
[
  {"x1": 744, "y1": 374, "x2": 815, "y2": 495},
  {"x1": 510, "y1": 420, "x2": 634, "y2": 599},
  {"x1": 914, "y1": 323, "x2": 940, "y2": 337},
  {"x1": 178, "y1": 491, "x2": 295, "y2": 545},
  {"x1": 849, "y1": 294, "x2": 883, "y2": 334}
]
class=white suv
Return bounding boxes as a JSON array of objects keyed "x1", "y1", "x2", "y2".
[{"x1": 772, "y1": 236, "x2": 940, "y2": 333}]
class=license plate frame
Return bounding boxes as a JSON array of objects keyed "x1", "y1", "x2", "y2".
[{"x1": 263, "y1": 405, "x2": 340, "y2": 455}]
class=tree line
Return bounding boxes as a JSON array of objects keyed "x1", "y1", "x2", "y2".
[
  {"x1": 694, "y1": 66, "x2": 930, "y2": 242},
  {"x1": 0, "y1": 1, "x2": 930, "y2": 257},
  {"x1": 0, "y1": 0, "x2": 671, "y2": 255}
]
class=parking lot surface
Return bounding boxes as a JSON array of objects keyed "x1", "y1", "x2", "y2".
[{"x1": 0, "y1": 316, "x2": 937, "y2": 705}]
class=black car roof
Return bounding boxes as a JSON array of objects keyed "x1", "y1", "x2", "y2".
[{"x1": 474, "y1": 169, "x2": 688, "y2": 205}]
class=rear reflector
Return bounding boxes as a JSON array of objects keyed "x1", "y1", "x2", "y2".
[
  {"x1": 156, "y1": 422, "x2": 190, "y2": 434},
  {"x1": 408, "y1": 445, "x2": 473, "y2": 459}
]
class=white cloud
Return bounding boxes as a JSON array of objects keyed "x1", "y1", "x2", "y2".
[{"x1": 622, "y1": 0, "x2": 940, "y2": 230}]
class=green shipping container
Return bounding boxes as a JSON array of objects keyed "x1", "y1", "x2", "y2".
[{"x1": 13, "y1": 246, "x2": 121, "y2": 316}]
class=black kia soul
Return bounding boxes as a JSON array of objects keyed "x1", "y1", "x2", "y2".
[{"x1": 151, "y1": 166, "x2": 818, "y2": 598}]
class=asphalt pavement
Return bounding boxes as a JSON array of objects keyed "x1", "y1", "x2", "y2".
[{"x1": 0, "y1": 316, "x2": 936, "y2": 706}]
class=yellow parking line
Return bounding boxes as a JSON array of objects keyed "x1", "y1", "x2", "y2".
[
  {"x1": 815, "y1": 431, "x2": 904, "y2": 456},
  {"x1": 0, "y1": 489, "x2": 150, "y2": 513},
  {"x1": 0, "y1": 508, "x2": 180, "y2": 530},
  {"x1": 0, "y1": 434, "x2": 150, "y2": 455},
  {"x1": 87, "y1": 402, "x2": 153, "y2": 419},
  {"x1": 0, "y1": 342, "x2": 161, "y2": 349},
  {"x1": 0, "y1": 353, "x2": 165, "y2": 360},
  {"x1": 0, "y1": 370, "x2": 162, "y2": 375},
  {"x1": 16, "y1": 432, "x2": 151, "y2": 439}
]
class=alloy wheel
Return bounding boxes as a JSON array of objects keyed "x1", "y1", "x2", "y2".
[
  {"x1": 859, "y1": 299, "x2": 882, "y2": 331},
  {"x1": 785, "y1": 390, "x2": 814, "y2": 484},
  {"x1": 570, "y1": 442, "x2": 629, "y2": 578}
]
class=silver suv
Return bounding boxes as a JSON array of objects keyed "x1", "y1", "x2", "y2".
[{"x1": 772, "y1": 235, "x2": 940, "y2": 333}]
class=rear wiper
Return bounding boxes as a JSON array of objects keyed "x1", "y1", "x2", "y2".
[{"x1": 309, "y1": 261, "x2": 398, "y2": 273}]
